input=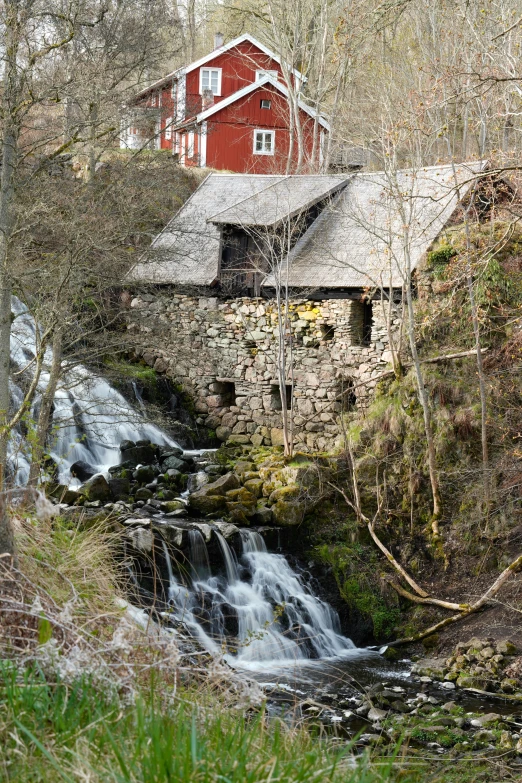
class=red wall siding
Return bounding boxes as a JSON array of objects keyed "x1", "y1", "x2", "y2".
[
  {"x1": 159, "y1": 86, "x2": 175, "y2": 149},
  {"x1": 205, "y1": 85, "x2": 318, "y2": 173},
  {"x1": 185, "y1": 42, "x2": 285, "y2": 118}
]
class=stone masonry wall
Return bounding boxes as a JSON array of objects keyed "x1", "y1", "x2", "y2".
[{"x1": 126, "y1": 291, "x2": 402, "y2": 452}]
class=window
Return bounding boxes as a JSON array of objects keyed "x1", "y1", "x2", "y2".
[
  {"x1": 260, "y1": 99, "x2": 271, "y2": 109},
  {"x1": 339, "y1": 378, "x2": 356, "y2": 412},
  {"x1": 253, "y1": 129, "x2": 275, "y2": 155},
  {"x1": 320, "y1": 324, "x2": 335, "y2": 342},
  {"x1": 187, "y1": 131, "x2": 195, "y2": 158},
  {"x1": 200, "y1": 67, "x2": 222, "y2": 95},
  {"x1": 256, "y1": 70, "x2": 278, "y2": 81},
  {"x1": 350, "y1": 300, "x2": 373, "y2": 346},
  {"x1": 164, "y1": 118, "x2": 173, "y2": 140},
  {"x1": 362, "y1": 301, "x2": 373, "y2": 345},
  {"x1": 270, "y1": 384, "x2": 292, "y2": 411}
]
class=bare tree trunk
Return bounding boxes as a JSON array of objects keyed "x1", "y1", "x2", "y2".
[
  {"x1": 0, "y1": 2, "x2": 21, "y2": 559},
  {"x1": 403, "y1": 239, "x2": 442, "y2": 543},
  {"x1": 28, "y1": 326, "x2": 63, "y2": 486},
  {"x1": 88, "y1": 101, "x2": 98, "y2": 182}
]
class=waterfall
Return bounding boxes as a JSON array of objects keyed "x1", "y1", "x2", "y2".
[
  {"x1": 188, "y1": 530, "x2": 211, "y2": 581},
  {"x1": 7, "y1": 297, "x2": 178, "y2": 485},
  {"x1": 160, "y1": 527, "x2": 355, "y2": 668}
]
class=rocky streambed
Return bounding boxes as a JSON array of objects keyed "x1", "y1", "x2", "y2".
[{"x1": 44, "y1": 440, "x2": 522, "y2": 763}]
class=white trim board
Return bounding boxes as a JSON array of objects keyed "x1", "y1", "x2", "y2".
[
  {"x1": 196, "y1": 75, "x2": 330, "y2": 131},
  {"x1": 133, "y1": 33, "x2": 306, "y2": 100}
]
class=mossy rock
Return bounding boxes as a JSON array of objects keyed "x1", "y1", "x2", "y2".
[
  {"x1": 226, "y1": 488, "x2": 256, "y2": 511},
  {"x1": 271, "y1": 500, "x2": 305, "y2": 527},
  {"x1": 188, "y1": 494, "x2": 227, "y2": 514},
  {"x1": 269, "y1": 485, "x2": 300, "y2": 503},
  {"x1": 233, "y1": 460, "x2": 255, "y2": 476},
  {"x1": 79, "y1": 475, "x2": 111, "y2": 502},
  {"x1": 226, "y1": 503, "x2": 252, "y2": 525},
  {"x1": 161, "y1": 500, "x2": 186, "y2": 513},
  {"x1": 242, "y1": 479, "x2": 264, "y2": 499}
]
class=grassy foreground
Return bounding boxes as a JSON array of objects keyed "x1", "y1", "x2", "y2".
[{"x1": 0, "y1": 663, "x2": 399, "y2": 783}]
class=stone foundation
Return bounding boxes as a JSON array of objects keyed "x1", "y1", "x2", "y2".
[{"x1": 126, "y1": 291, "x2": 402, "y2": 452}]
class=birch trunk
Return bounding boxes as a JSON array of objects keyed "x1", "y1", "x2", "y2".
[
  {"x1": 0, "y1": 2, "x2": 21, "y2": 558},
  {"x1": 28, "y1": 326, "x2": 63, "y2": 486}
]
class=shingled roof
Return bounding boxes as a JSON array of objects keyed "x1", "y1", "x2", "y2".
[
  {"x1": 208, "y1": 175, "x2": 348, "y2": 227},
  {"x1": 127, "y1": 173, "x2": 349, "y2": 285},
  {"x1": 128, "y1": 162, "x2": 488, "y2": 288},
  {"x1": 267, "y1": 161, "x2": 487, "y2": 289}
]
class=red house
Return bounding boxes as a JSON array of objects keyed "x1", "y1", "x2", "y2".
[{"x1": 121, "y1": 33, "x2": 329, "y2": 174}]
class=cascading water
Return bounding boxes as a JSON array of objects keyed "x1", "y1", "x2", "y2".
[
  {"x1": 8, "y1": 297, "x2": 178, "y2": 485},
  {"x1": 161, "y1": 528, "x2": 355, "y2": 668},
  {"x1": 9, "y1": 296, "x2": 357, "y2": 672}
]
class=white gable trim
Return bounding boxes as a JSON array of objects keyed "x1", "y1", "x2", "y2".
[
  {"x1": 196, "y1": 76, "x2": 330, "y2": 131},
  {"x1": 133, "y1": 33, "x2": 306, "y2": 100},
  {"x1": 185, "y1": 33, "x2": 305, "y2": 84}
]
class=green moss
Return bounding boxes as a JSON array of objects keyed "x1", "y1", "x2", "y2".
[
  {"x1": 427, "y1": 243, "x2": 457, "y2": 276},
  {"x1": 315, "y1": 543, "x2": 400, "y2": 638},
  {"x1": 104, "y1": 358, "x2": 158, "y2": 385}
]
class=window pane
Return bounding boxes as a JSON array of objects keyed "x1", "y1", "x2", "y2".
[
  {"x1": 264, "y1": 133, "x2": 272, "y2": 151},
  {"x1": 210, "y1": 71, "x2": 218, "y2": 92},
  {"x1": 202, "y1": 70, "x2": 209, "y2": 90},
  {"x1": 255, "y1": 134, "x2": 263, "y2": 151}
]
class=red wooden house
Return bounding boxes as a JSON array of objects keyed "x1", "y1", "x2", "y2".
[{"x1": 121, "y1": 33, "x2": 329, "y2": 173}]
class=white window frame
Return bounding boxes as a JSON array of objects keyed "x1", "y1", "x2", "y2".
[
  {"x1": 260, "y1": 99, "x2": 271, "y2": 109},
  {"x1": 253, "y1": 129, "x2": 275, "y2": 156},
  {"x1": 164, "y1": 118, "x2": 173, "y2": 140},
  {"x1": 255, "y1": 69, "x2": 278, "y2": 82},
  {"x1": 199, "y1": 67, "x2": 222, "y2": 96},
  {"x1": 187, "y1": 131, "x2": 195, "y2": 158}
]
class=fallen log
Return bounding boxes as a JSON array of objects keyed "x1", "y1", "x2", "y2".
[{"x1": 386, "y1": 552, "x2": 522, "y2": 647}]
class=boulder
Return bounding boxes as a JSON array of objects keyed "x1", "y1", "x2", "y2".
[
  {"x1": 411, "y1": 658, "x2": 447, "y2": 681},
  {"x1": 269, "y1": 485, "x2": 300, "y2": 503},
  {"x1": 252, "y1": 506, "x2": 273, "y2": 524},
  {"x1": 271, "y1": 500, "x2": 304, "y2": 527},
  {"x1": 226, "y1": 488, "x2": 256, "y2": 510},
  {"x1": 212, "y1": 521, "x2": 240, "y2": 540},
  {"x1": 161, "y1": 455, "x2": 187, "y2": 472},
  {"x1": 188, "y1": 493, "x2": 227, "y2": 514},
  {"x1": 243, "y1": 479, "x2": 264, "y2": 498},
  {"x1": 108, "y1": 477, "x2": 130, "y2": 501},
  {"x1": 227, "y1": 503, "x2": 252, "y2": 526},
  {"x1": 135, "y1": 465, "x2": 156, "y2": 484},
  {"x1": 216, "y1": 426, "x2": 231, "y2": 442},
  {"x1": 497, "y1": 640, "x2": 518, "y2": 655},
  {"x1": 160, "y1": 500, "x2": 186, "y2": 514},
  {"x1": 367, "y1": 706, "x2": 388, "y2": 722},
  {"x1": 121, "y1": 443, "x2": 157, "y2": 466},
  {"x1": 270, "y1": 428, "x2": 285, "y2": 447},
  {"x1": 202, "y1": 472, "x2": 240, "y2": 496},
  {"x1": 126, "y1": 527, "x2": 153, "y2": 553},
  {"x1": 119, "y1": 440, "x2": 135, "y2": 451},
  {"x1": 234, "y1": 460, "x2": 255, "y2": 476},
  {"x1": 135, "y1": 487, "x2": 153, "y2": 501},
  {"x1": 79, "y1": 474, "x2": 111, "y2": 502},
  {"x1": 70, "y1": 460, "x2": 96, "y2": 482}
]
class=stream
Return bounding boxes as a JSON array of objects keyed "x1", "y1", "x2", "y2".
[{"x1": 8, "y1": 296, "x2": 522, "y2": 746}]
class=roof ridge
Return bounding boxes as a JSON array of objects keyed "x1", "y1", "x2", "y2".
[{"x1": 207, "y1": 176, "x2": 287, "y2": 222}]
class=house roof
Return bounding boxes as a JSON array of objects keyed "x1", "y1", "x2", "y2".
[
  {"x1": 263, "y1": 161, "x2": 488, "y2": 289},
  {"x1": 195, "y1": 75, "x2": 330, "y2": 130},
  {"x1": 127, "y1": 162, "x2": 489, "y2": 289},
  {"x1": 126, "y1": 173, "x2": 283, "y2": 285},
  {"x1": 133, "y1": 33, "x2": 305, "y2": 101},
  {"x1": 208, "y1": 175, "x2": 348, "y2": 227}
]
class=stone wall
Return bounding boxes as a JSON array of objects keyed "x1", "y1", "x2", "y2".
[{"x1": 126, "y1": 290, "x2": 402, "y2": 452}]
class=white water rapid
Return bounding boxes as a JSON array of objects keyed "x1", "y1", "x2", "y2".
[
  {"x1": 8, "y1": 297, "x2": 177, "y2": 485},
  {"x1": 161, "y1": 528, "x2": 355, "y2": 669}
]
